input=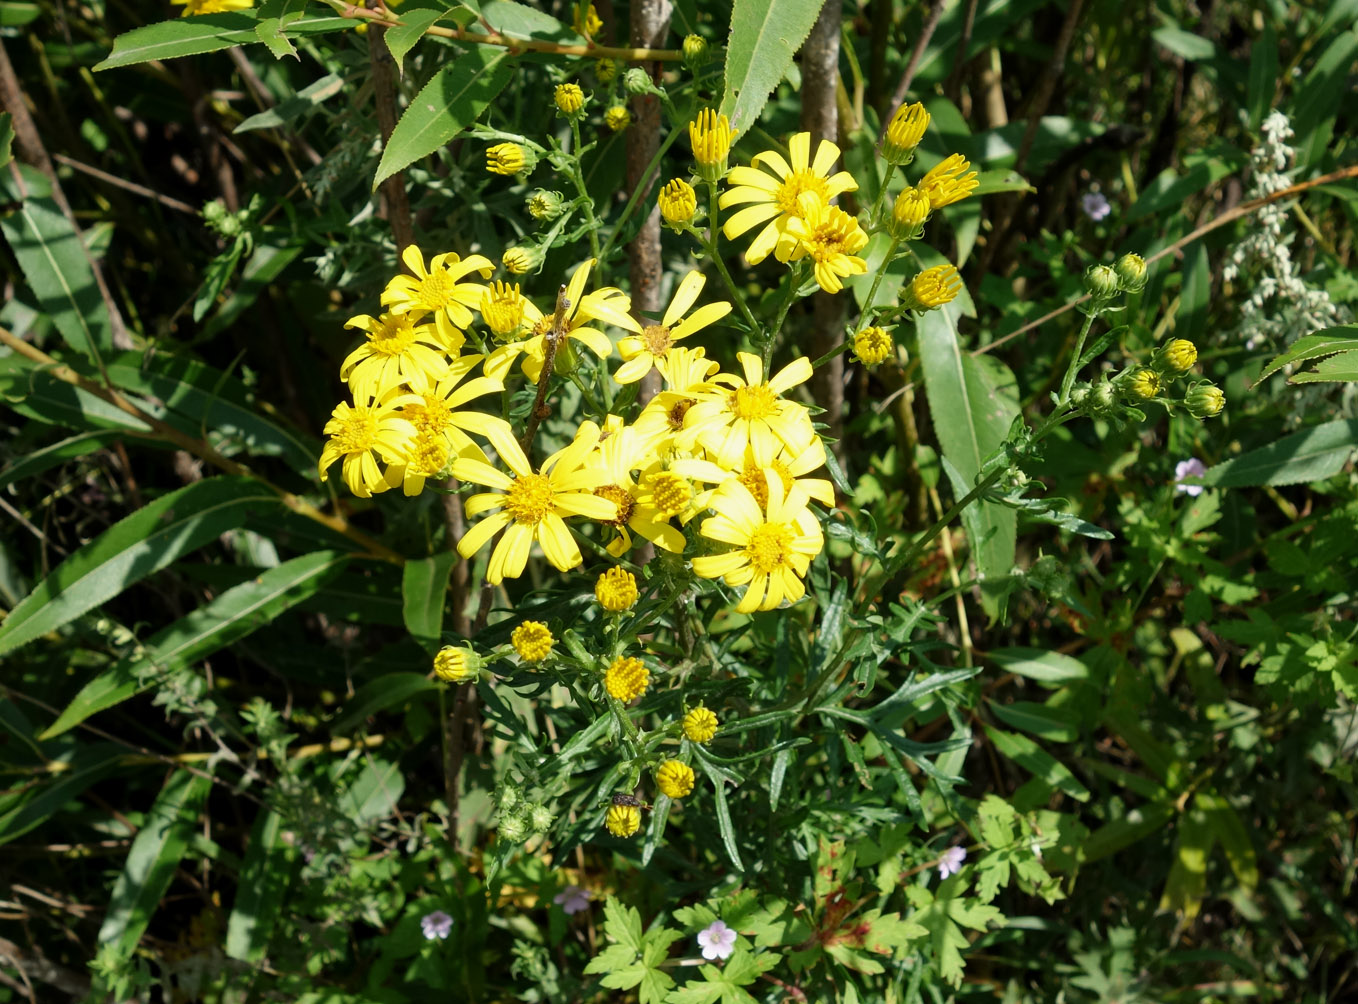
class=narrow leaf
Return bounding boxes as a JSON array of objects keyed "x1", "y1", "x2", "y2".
[
  {"x1": 1257, "y1": 327, "x2": 1358, "y2": 383},
  {"x1": 402, "y1": 551, "x2": 457, "y2": 652},
  {"x1": 0, "y1": 743, "x2": 126, "y2": 844},
  {"x1": 984, "y1": 725, "x2": 1089, "y2": 801},
  {"x1": 1199, "y1": 420, "x2": 1358, "y2": 488},
  {"x1": 226, "y1": 808, "x2": 296, "y2": 961},
  {"x1": 720, "y1": 0, "x2": 824, "y2": 134},
  {"x1": 331, "y1": 672, "x2": 438, "y2": 734},
  {"x1": 95, "y1": 13, "x2": 348, "y2": 70},
  {"x1": 989, "y1": 647, "x2": 1088, "y2": 685},
  {"x1": 0, "y1": 430, "x2": 123, "y2": 491}
]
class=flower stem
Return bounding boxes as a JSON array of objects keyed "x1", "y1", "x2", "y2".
[
  {"x1": 701, "y1": 182, "x2": 761, "y2": 339},
  {"x1": 568, "y1": 119, "x2": 601, "y2": 260},
  {"x1": 860, "y1": 236, "x2": 902, "y2": 320},
  {"x1": 1058, "y1": 308, "x2": 1099, "y2": 407}
]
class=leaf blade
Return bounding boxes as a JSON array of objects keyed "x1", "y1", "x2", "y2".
[{"x1": 719, "y1": 0, "x2": 825, "y2": 134}]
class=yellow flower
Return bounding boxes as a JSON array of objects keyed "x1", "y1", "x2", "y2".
[
  {"x1": 1157, "y1": 339, "x2": 1198, "y2": 373},
  {"x1": 689, "y1": 109, "x2": 734, "y2": 183},
  {"x1": 637, "y1": 468, "x2": 695, "y2": 522},
  {"x1": 605, "y1": 656, "x2": 649, "y2": 702},
  {"x1": 173, "y1": 0, "x2": 252, "y2": 15},
  {"x1": 381, "y1": 245, "x2": 495, "y2": 335},
  {"x1": 585, "y1": 425, "x2": 686, "y2": 555},
  {"x1": 319, "y1": 388, "x2": 418, "y2": 499},
  {"x1": 917, "y1": 153, "x2": 978, "y2": 209},
  {"x1": 383, "y1": 356, "x2": 505, "y2": 497},
  {"x1": 605, "y1": 803, "x2": 641, "y2": 837},
  {"x1": 555, "y1": 82, "x2": 586, "y2": 116},
  {"x1": 719, "y1": 132, "x2": 858, "y2": 265},
  {"x1": 486, "y1": 142, "x2": 526, "y2": 176},
  {"x1": 433, "y1": 645, "x2": 480, "y2": 683},
  {"x1": 854, "y1": 327, "x2": 894, "y2": 367},
  {"x1": 658, "y1": 178, "x2": 697, "y2": 226},
  {"x1": 890, "y1": 186, "x2": 931, "y2": 238},
  {"x1": 480, "y1": 281, "x2": 542, "y2": 342},
  {"x1": 883, "y1": 101, "x2": 930, "y2": 163},
  {"x1": 682, "y1": 706, "x2": 718, "y2": 744},
  {"x1": 451, "y1": 421, "x2": 615, "y2": 583},
  {"x1": 594, "y1": 59, "x2": 617, "y2": 84},
  {"x1": 340, "y1": 312, "x2": 452, "y2": 401},
  {"x1": 604, "y1": 106, "x2": 631, "y2": 131},
  {"x1": 596, "y1": 567, "x2": 639, "y2": 611},
  {"x1": 901, "y1": 264, "x2": 962, "y2": 311},
  {"x1": 675, "y1": 438, "x2": 837, "y2": 513},
  {"x1": 573, "y1": 1, "x2": 602, "y2": 37},
  {"x1": 503, "y1": 248, "x2": 534, "y2": 275},
  {"x1": 783, "y1": 192, "x2": 869, "y2": 294},
  {"x1": 656, "y1": 760, "x2": 695, "y2": 800},
  {"x1": 512, "y1": 621, "x2": 555, "y2": 662},
  {"x1": 1125, "y1": 368, "x2": 1161, "y2": 401},
  {"x1": 683, "y1": 352, "x2": 817, "y2": 468},
  {"x1": 631, "y1": 347, "x2": 721, "y2": 452},
  {"x1": 616, "y1": 271, "x2": 731, "y2": 385},
  {"x1": 691, "y1": 474, "x2": 825, "y2": 614}
]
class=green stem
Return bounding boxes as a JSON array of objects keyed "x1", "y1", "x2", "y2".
[
  {"x1": 569, "y1": 119, "x2": 601, "y2": 260},
  {"x1": 701, "y1": 182, "x2": 761, "y2": 337},
  {"x1": 763, "y1": 265, "x2": 806, "y2": 370},
  {"x1": 860, "y1": 236, "x2": 902, "y2": 320},
  {"x1": 869, "y1": 161, "x2": 897, "y2": 230},
  {"x1": 810, "y1": 339, "x2": 852, "y2": 371},
  {"x1": 1058, "y1": 308, "x2": 1099, "y2": 406}
]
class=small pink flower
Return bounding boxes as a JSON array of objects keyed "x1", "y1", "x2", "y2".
[
  {"x1": 1081, "y1": 191, "x2": 1111, "y2": 221},
  {"x1": 1174, "y1": 458, "x2": 1207, "y2": 497},
  {"x1": 937, "y1": 845, "x2": 966, "y2": 879},
  {"x1": 420, "y1": 910, "x2": 453, "y2": 940},
  {"x1": 696, "y1": 919, "x2": 736, "y2": 961},
  {"x1": 553, "y1": 885, "x2": 592, "y2": 915}
]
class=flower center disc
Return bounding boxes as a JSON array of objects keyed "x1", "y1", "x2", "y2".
[
  {"x1": 408, "y1": 435, "x2": 450, "y2": 477},
  {"x1": 336, "y1": 410, "x2": 379, "y2": 453},
  {"x1": 667, "y1": 397, "x2": 696, "y2": 430},
  {"x1": 371, "y1": 316, "x2": 419, "y2": 356},
  {"x1": 505, "y1": 473, "x2": 555, "y2": 524},
  {"x1": 594, "y1": 483, "x2": 636, "y2": 526},
  {"x1": 731, "y1": 384, "x2": 778, "y2": 421},
  {"x1": 774, "y1": 170, "x2": 829, "y2": 215},
  {"x1": 649, "y1": 472, "x2": 691, "y2": 516},
  {"x1": 745, "y1": 522, "x2": 794, "y2": 574},
  {"x1": 642, "y1": 324, "x2": 672, "y2": 356},
  {"x1": 416, "y1": 270, "x2": 453, "y2": 310},
  {"x1": 738, "y1": 460, "x2": 792, "y2": 508}
]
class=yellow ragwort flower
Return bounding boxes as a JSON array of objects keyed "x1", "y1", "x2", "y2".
[
  {"x1": 890, "y1": 186, "x2": 931, "y2": 239},
  {"x1": 555, "y1": 83, "x2": 586, "y2": 116},
  {"x1": 486, "y1": 142, "x2": 527, "y2": 176},
  {"x1": 689, "y1": 109, "x2": 734, "y2": 184},
  {"x1": 512, "y1": 621, "x2": 555, "y2": 662},
  {"x1": 682, "y1": 352, "x2": 816, "y2": 468},
  {"x1": 1158, "y1": 339, "x2": 1198, "y2": 373},
  {"x1": 691, "y1": 474, "x2": 825, "y2": 614},
  {"x1": 480, "y1": 281, "x2": 540, "y2": 342},
  {"x1": 853, "y1": 327, "x2": 894, "y2": 367},
  {"x1": 883, "y1": 101, "x2": 930, "y2": 163},
  {"x1": 682, "y1": 706, "x2": 719, "y2": 744},
  {"x1": 638, "y1": 469, "x2": 695, "y2": 521},
  {"x1": 318, "y1": 387, "x2": 417, "y2": 499},
  {"x1": 594, "y1": 58, "x2": 617, "y2": 84},
  {"x1": 502, "y1": 248, "x2": 534, "y2": 275},
  {"x1": 585, "y1": 426, "x2": 686, "y2": 555},
  {"x1": 382, "y1": 245, "x2": 495, "y2": 335},
  {"x1": 917, "y1": 153, "x2": 978, "y2": 210},
  {"x1": 901, "y1": 263, "x2": 962, "y2": 311},
  {"x1": 605, "y1": 803, "x2": 641, "y2": 837},
  {"x1": 433, "y1": 646, "x2": 479, "y2": 683},
  {"x1": 340, "y1": 312, "x2": 451, "y2": 402},
  {"x1": 604, "y1": 106, "x2": 631, "y2": 132},
  {"x1": 173, "y1": 0, "x2": 252, "y2": 14},
  {"x1": 783, "y1": 192, "x2": 869, "y2": 294},
  {"x1": 1125, "y1": 368, "x2": 1161, "y2": 401},
  {"x1": 720, "y1": 132, "x2": 858, "y2": 265},
  {"x1": 596, "y1": 567, "x2": 639, "y2": 611},
  {"x1": 573, "y1": 1, "x2": 602, "y2": 38},
  {"x1": 658, "y1": 178, "x2": 698, "y2": 226},
  {"x1": 675, "y1": 440, "x2": 836, "y2": 515},
  {"x1": 616, "y1": 271, "x2": 731, "y2": 385},
  {"x1": 656, "y1": 760, "x2": 695, "y2": 800},
  {"x1": 452, "y1": 421, "x2": 614, "y2": 583},
  {"x1": 605, "y1": 656, "x2": 649, "y2": 703}
]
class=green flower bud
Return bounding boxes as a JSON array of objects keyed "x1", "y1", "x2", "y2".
[
  {"x1": 498, "y1": 782, "x2": 523, "y2": 813},
  {"x1": 624, "y1": 67, "x2": 653, "y2": 96},
  {"x1": 529, "y1": 804, "x2": 555, "y2": 834},
  {"x1": 433, "y1": 645, "x2": 483, "y2": 683},
  {"x1": 1153, "y1": 338, "x2": 1197, "y2": 375},
  {"x1": 594, "y1": 58, "x2": 616, "y2": 84},
  {"x1": 1121, "y1": 367, "x2": 1161, "y2": 401},
  {"x1": 1077, "y1": 379, "x2": 1118, "y2": 418},
  {"x1": 1185, "y1": 381, "x2": 1225, "y2": 419},
  {"x1": 526, "y1": 189, "x2": 566, "y2": 221},
  {"x1": 1115, "y1": 253, "x2": 1148, "y2": 292},
  {"x1": 497, "y1": 811, "x2": 529, "y2": 843},
  {"x1": 681, "y1": 33, "x2": 709, "y2": 71},
  {"x1": 1085, "y1": 264, "x2": 1120, "y2": 300}
]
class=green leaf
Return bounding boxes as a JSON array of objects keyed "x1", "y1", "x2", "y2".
[
  {"x1": 989, "y1": 700, "x2": 1080, "y2": 742},
  {"x1": 1152, "y1": 25, "x2": 1217, "y2": 61},
  {"x1": 402, "y1": 551, "x2": 457, "y2": 652},
  {"x1": 0, "y1": 194, "x2": 113, "y2": 358},
  {"x1": 373, "y1": 46, "x2": 514, "y2": 190},
  {"x1": 1292, "y1": 29, "x2": 1358, "y2": 166},
  {"x1": 1127, "y1": 160, "x2": 1237, "y2": 224},
  {"x1": 1245, "y1": 26, "x2": 1277, "y2": 131},
  {"x1": 235, "y1": 73, "x2": 344, "y2": 133},
  {"x1": 383, "y1": 4, "x2": 453, "y2": 75},
  {"x1": 988, "y1": 646, "x2": 1088, "y2": 685},
  {"x1": 0, "y1": 430, "x2": 124, "y2": 491},
  {"x1": 254, "y1": 16, "x2": 298, "y2": 60},
  {"x1": 1176, "y1": 239, "x2": 1211, "y2": 343},
  {"x1": 94, "y1": 12, "x2": 349, "y2": 70},
  {"x1": 867, "y1": 666, "x2": 980, "y2": 723},
  {"x1": 970, "y1": 169, "x2": 1031, "y2": 197},
  {"x1": 225, "y1": 808, "x2": 296, "y2": 962},
  {"x1": 1288, "y1": 349, "x2": 1358, "y2": 384},
  {"x1": 0, "y1": 111, "x2": 12, "y2": 170},
  {"x1": 698, "y1": 760, "x2": 744, "y2": 872},
  {"x1": 336, "y1": 758, "x2": 404, "y2": 824},
  {"x1": 0, "y1": 742, "x2": 126, "y2": 844},
  {"x1": 97, "y1": 770, "x2": 212, "y2": 966},
  {"x1": 1257, "y1": 327, "x2": 1358, "y2": 383},
  {"x1": 1197, "y1": 792, "x2": 1258, "y2": 891},
  {"x1": 0, "y1": 355, "x2": 150, "y2": 432},
  {"x1": 719, "y1": 0, "x2": 824, "y2": 134},
  {"x1": 1081, "y1": 802, "x2": 1173, "y2": 863},
  {"x1": 917, "y1": 308, "x2": 1019, "y2": 622},
  {"x1": 1199, "y1": 420, "x2": 1358, "y2": 488},
  {"x1": 0, "y1": 477, "x2": 279, "y2": 657},
  {"x1": 41, "y1": 551, "x2": 350, "y2": 739},
  {"x1": 1158, "y1": 803, "x2": 1213, "y2": 920},
  {"x1": 984, "y1": 725, "x2": 1089, "y2": 801},
  {"x1": 331, "y1": 672, "x2": 438, "y2": 734}
]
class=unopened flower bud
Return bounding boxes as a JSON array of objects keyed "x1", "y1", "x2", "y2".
[
  {"x1": 883, "y1": 101, "x2": 930, "y2": 164},
  {"x1": 853, "y1": 327, "x2": 894, "y2": 367},
  {"x1": 1077, "y1": 379, "x2": 1118, "y2": 418},
  {"x1": 658, "y1": 178, "x2": 697, "y2": 227},
  {"x1": 682, "y1": 34, "x2": 709, "y2": 71},
  {"x1": 1154, "y1": 338, "x2": 1197, "y2": 374},
  {"x1": 689, "y1": 109, "x2": 733, "y2": 184},
  {"x1": 529, "y1": 804, "x2": 555, "y2": 833},
  {"x1": 900, "y1": 264, "x2": 962, "y2": 311},
  {"x1": 1085, "y1": 264, "x2": 1120, "y2": 300},
  {"x1": 555, "y1": 82, "x2": 586, "y2": 117},
  {"x1": 1115, "y1": 253, "x2": 1148, "y2": 292},
  {"x1": 1185, "y1": 381, "x2": 1225, "y2": 419},
  {"x1": 604, "y1": 105, "x2": 631, "y2": 132},
  {"x1": 503, "y1": 247, "x2": 536, "y2": 275},
  {"x1": 498, "y1": 782, "x2": 523, "y2": 813},
  {"x1": 485, "y1": 142, "x2": 529, "y2": 177},
  {"x1": 433, "y1": 645, "x2": 483, "y2": 684},
  {"x1": 498, "y1": 811, "x2": 529, "y2": 843},
  {"x1": 889, "y1": 187, "x2": 930, "y2": 239},
  {"x1": 624, "y1": 67, "x2": 653, "y2": 96},
  {"x1": 594, "y1": 58, "x2": 616, "y2": 84},
  {"x1": 1122, "y1": 368, "x2": 1161, "y2": 401},
  {"x1": 526, "y1": 189, "x2": 565, "y2": 220}
]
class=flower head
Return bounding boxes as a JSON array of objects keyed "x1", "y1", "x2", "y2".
[
  {"x1": 451, "y1": 420, "x2": 615, "y2": 584},
  {"x1": 1173, "y1": 458, "x2": 1207, "y2": 497},
  {"x1": 696, "y1": 920, "x2": 737, "y2": 961},
  {"x1": 1186, "y1": 381, "x2": 1225, "y2": 419},
  {"x1": 1156, "y1": 338, "x2": 1198, "y2": 374},
  {"x1": 173, "y1": 0, "x2": 253, "y2": 14},
  {"x1": 937, "y1": 845, "x2": 966, "y2": 879},
  {"x1": 682, "y1": 33, "x2": 709, "y2": 69},
  {"x1": 616, "y1": 271, "x2": 731, "y2": 385},
  {"x1": 605, "y1": 803, "x2": 641, "y2": 838},
  {"x1": 480, "y1": 281, "x2": 541, "y2": 342},
  {"x1": 596, "y1": 567, "x2": 639, "y2": 611},
  {"x1": 573, "y1": 2, "x2": 602, "y2": 37},
  {"x1": 433, "y1": 645, "x2": 481, "y2": 683},
  {"x1": 553, "y1": 885, "x2": 592, "y2": 915},
  {"x1": 1081, "y1": 191, "x2": 1111, "y2": 221},
  {"x1": 689, "y1": 109, "x2": 733, "y2": 183},
  {"x1": 527, "y1": 190, "x2": 565, "y2": 220},
  {"x1": 682, "y1": 352, "x2": 816, "y2": 468},
  {"x1": 604, "y1": 656, "x2": 649, "y2": 703},
  {"x1": 901, "y1": 264, "x2": 962, "y2": 312},
  {"x1": 719, "y1": 132, "x2": 857, "y2": 265},
  {"x1": 890, "y1": 186, "x2": 931, "y2": 239},
  {"x1": 486, "y1": 142, "x2": 527, "y2": 176},
  {"x1": 682, "y1": 706, "x2": 719, "y2": 744},
  {"x1": 594, "y1": 58, "x2": 616, "y2": 84},
  {"x1": 319, "y1": 388, "x2": 418, "y2": 498},
  {"x1": 853, "y1": 327, "x2": 894, "y2": 367},
  {"x1": 884, "y1": 101, "x2": 930, "y2": 163},
  {"x1": 659, "y1": 178, "x2": 698, "y2": 227},
  {"x1": 382, "y1": 245, "x2": 495, "y2": 334},
  {"x1": 917, "y1": 153, "x2": 978, "y2": 209},
  {"x1": 502, "y1": 247, "x2": 534, "y2": 275},
  {"x1": 1124, "y1": 368, "x2": 1161, "y2": 401},
  {"x1": 420, "y1": 910, "x2": 453, "y2": 940},
  {"x1": 555, "y1": 82, "x2": 586, "y2": 116},
  {"x1": 604, "y1": 105, "x2": 631, "y2": 131},
  {"x1": 1115, "y1": 252, "x2": 1148, "y2": 292},
  {"x1": 512, "y1": 621, "x2": 555, "y2": 662},
  {"x1": 340, "y1": 311, "x2": 452, "y2": 401},
  {"x1": 783, "y1": 192, "x2": 869, "y2": 294},
  {"x1": 691, "y1": 474, "x2": 824, "y2": 614},
  {"x1": 656, "y1": 760, "x2": 695, "y2": 800}
]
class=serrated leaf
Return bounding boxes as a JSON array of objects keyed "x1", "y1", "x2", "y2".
[
  {"x1": 373, "y1": 46, "x2": 513, "y2": 189},
  {"x1": 94, "y1": 13, "x2": 348, "y2": 70},
  {"x1": 1257, "y1": 327, "x2": 1358, "y2": 383},
  {"x1": 0, "y1": 477, "x2": 279, "y2": 657},
  {"x1": 1199, "y1": 420, "x2": 1358, "y2": 488},
  {"x1": 1288, "y1": 349, "x2": 1358, "y2": 384},
  {"x1": 719, "y1": 0, "x2": 824, "y2": 134},
  {"x1": 383, "y1": 4, "x2": 452, "y2": 75}
]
